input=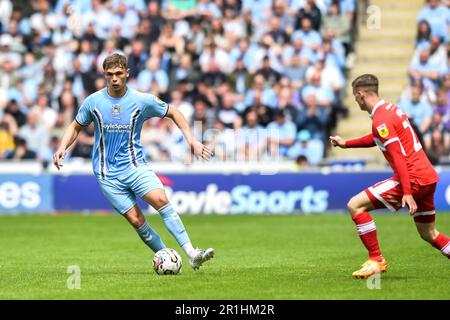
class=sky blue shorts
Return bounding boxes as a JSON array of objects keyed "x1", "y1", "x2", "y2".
[{"x1": 97, "y1": 165, "x2": 164, "y2": 215}]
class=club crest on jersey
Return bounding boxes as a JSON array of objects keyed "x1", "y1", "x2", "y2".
[
  {"x1": 377, "y1": 123, "x2": 389, "y2": 138},
  {"x1": 112, "y1": 104, "x2": 121, "y2": 120},
  {"x1": 154, "y1": 96, "x2": 164, "y2": 105},
  {"x1": 112, "y1": 104, "x2": 120, "y2": 114}
]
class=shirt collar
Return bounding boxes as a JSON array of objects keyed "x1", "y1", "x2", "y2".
[{"x1": 370, "y1": 99, "x2": 385, "y2": 118}]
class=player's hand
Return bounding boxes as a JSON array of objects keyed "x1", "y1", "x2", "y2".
[
  {"x1": 53, "y1": 149, "x2": 66, "y2": 170},
  {"x1": 329, "y1": 136, "x2": 346, "y2": 148},
  {"x1": 402, "y1": 195, "x2": 417, "y2": 215},
  {"x1": 191, "y1": 141, "x2": 212, "y2": 161}
]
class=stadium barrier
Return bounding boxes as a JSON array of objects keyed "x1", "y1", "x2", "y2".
[{"x1": 0, "y1": 171, "x2": 449, "y2": 214}]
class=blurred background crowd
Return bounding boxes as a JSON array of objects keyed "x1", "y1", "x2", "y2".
[
  {"x1": 403, "y1": 0, "x2": 449, "y2": 164},
  {"x1": 0, "y1": 0, "x2": 447, "y2": 168}
]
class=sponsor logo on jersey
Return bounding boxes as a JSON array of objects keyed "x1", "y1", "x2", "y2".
[{"x1": 377, "y1": 123, "x2": 389, "y2": 138}]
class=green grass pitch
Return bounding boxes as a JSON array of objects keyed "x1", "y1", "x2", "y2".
[{"x1": 0, "y1": 213, "x2": 449, "y2": 299}]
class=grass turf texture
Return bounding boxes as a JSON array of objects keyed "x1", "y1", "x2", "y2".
[{"x1": 0, "y1": 214, "x2": 449, "y2": 300}]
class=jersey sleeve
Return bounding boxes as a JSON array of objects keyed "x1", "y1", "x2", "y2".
[
  {"x1": 141, "y1": 93, "x2": 169, "y2": 119},
  {"x1": 372, "y1": 116, "x2": 398, "y2": 145},
  {"x1": 345, "y1": 133, "x2": 376, "y2": 148},
  {"x1": 374, "y1": 116, "x2": 412, "y2": 195},
  {"x1": 385, "y1": 142, "x2": 412, "y2": 195},
  {"x1": 75, "y1": 98, "x2": 93, "y2": 126}
]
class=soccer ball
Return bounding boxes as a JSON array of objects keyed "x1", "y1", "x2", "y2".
[{"x1": 152, "y1": 248, "x2": 182, "y2": 275}]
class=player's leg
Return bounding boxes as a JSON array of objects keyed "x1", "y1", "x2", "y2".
[
  {"x1": 347, "y1": 190, "x2": 383, "y2": 262},
  {"x1": 129, "y1": 166, "x2": 214, "y2": 269},
  {"x1": 123, "y1": 204, "x2": 166, "y2": 253},
  {"x1": 412, "y1": 183, "x2": 450, "y2": 259},
  {"x1": 97, "y1": 177, "x2": 165, "y2": 253},
  {"x1": 348, "y1": 182, "x2": 395, "y2": 278},
  {"x1": 415, "y1": 220, "x2": 450, "y2": 259},
  {"x1": 141, "y1": 188, "x2": 214, "y2": 269},
  {"x1": 142, "y1": 188, "x2": 192, "y2": 251}
]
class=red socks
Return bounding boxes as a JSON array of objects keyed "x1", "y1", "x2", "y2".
[
  {"x1": 432, "y1": 233, "x2": 450, "y2": 259},
  {"x1": 352, "y1": 212, "x2": 383, "y2": 262}
]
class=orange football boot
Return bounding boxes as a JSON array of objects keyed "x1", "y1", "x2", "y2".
[{"x1": 352, "y1": 259, "x2": 388, "y2": 278}]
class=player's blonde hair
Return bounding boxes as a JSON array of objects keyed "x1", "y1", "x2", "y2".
[
  {"x1": 352, "y1": 74, "x2": 379, "y2": 95},
  {"x1": 102, "y1": 53, "x2": 128, "y2": 72}
]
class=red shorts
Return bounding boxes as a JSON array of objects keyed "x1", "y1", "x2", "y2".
[{"x1": 365, "y1": 178, "x2": 436, "y2": 223}]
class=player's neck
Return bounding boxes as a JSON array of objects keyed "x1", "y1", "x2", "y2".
[
  {"x1": 107, "y1": 86, "x2": 128, "y2": 99},
  {"x1": 365, "y1": 96, "x2": 383, "y2": 114}
]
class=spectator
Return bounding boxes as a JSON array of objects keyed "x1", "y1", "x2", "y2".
[
  {"x1": 320, "y1": 2, "x2": 351, "y2": 55},
  {"x1": 398, "y1": 85, "x2": 433, "y2": 135},
  {"x1": 11, "y1": 136, "x2": 36, "y2": 160},
  {"x1": 414, "y1": 35, "x2": 447, "y2": 70},
  {"x1": 238, "y1": 110, "x2": 268, "y2": 161},
  {"x1": 273, "y1": 2, "x2": 295, "y2": 33},
  {"x1": 127, "y1": 39, "x2": 148, "y2": 79},
  {"x1": 227, "y1": 58, "x2": 252, "y2": 99},
  {"x1": 292, "y1": 17, "x2": 322, "y2": 51},
  {"x1": 409, "y1": 48, "x2": 442, "y2": 90},
  {"x1": 137, "y1": 56, "x2": 169, "y2": 95},
  {"x1": 287, "y1": 129, "x2": 324, "y2": 165},
  {"x1": 191, "y1": 98, "x2": 215, "y2": 136},
  {"x1": 4, "y1": 99, "x2": 26, "y2": 128},
  {"x1": 211, "y1": 120, "x2": 238, "y2": 162},
  {"x1": 243, "y1": 88, "x2": 274, "y2": 127},
  {"x1": 18, "y1": 110, "x2": 50, "y2": 160},
  {"x1": 30, "y1": 94, "x2": 58, "y2": 130},
  {"x1": 295, "y1": 154, "x2": 309, "y2": 169},
  {"x1": 416, "y1": 20, "x2": 432, "y2": 48},
  {"x1": 416, "y1": 0, "x2": 449, "y2": 42},
  {"x1": 255, "y1": 55, "x2": 281, "y2": 87},
  {"x1": 267, "y1": 16, "x2": 290, "y2": 46},
  {"x1": 267, "y1": 110, "x2": 297, "y2": 157},
  {"x1": 244, "y1": 73, "x2": 278, "y2": 109},
  {"x1": 217, "y1": 92, "x2": 240, "y2": 129},
  {"x1": 170, "y1": 89, "x2": 194, "y2": 123},
  {"x1": 295, "y1": 0, "x2": 322, "y2": 31},
  {"x1": 0, "y1": 118, "x2": 15, "y2": 159},
  {"x1": 71, "y1": 122, "x2": 94, "y2": 159},
  {"x1": 111, "y1": 1, "x2": 140, "y2": 40},
  {"x1": 283, "y1": 34, "x2": 316, "y2": 68},
  {"x1": 284, "y1": 53, "x2": 307, "y2": 90},
  {"x1": 301, "y1": 71, "x2": 334, "y2": 123},
  {"x1": 433, "y1": 88, "x2": 450, "y2": 130},
  {"x1": 423, "y1": 112, "x2": 450, "y2": 164}
]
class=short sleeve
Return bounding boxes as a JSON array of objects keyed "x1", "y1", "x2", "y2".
[
  {"x1": 75, "y1": 99, "x2": 93, "y2": 126},
  {"x1": 141, "y1": 93, "x2": 169, "y2": 119}
]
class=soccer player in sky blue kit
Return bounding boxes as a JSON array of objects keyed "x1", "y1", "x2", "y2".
[{"x1": 53, "y1": 53, "x2": 214, "y2": 269}]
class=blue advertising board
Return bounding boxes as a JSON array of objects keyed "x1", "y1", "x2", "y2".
[
  {"x1": 52, "y1": 171, "x2": 450, "y2": 214},
  {"x1": 0, "y1": 175, "x2": 53, "y2": 213}
]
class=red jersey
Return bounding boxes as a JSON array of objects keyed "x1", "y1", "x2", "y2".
[{"x1": 371, "y1": 100, "x2": 439, "y2": 187}]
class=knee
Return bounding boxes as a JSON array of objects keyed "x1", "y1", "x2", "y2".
[
  {"x1": 155, "y1": 194, "x2": 169, "y2": 210},
  {"x1": 347, "y1": 198, "x2": 362, "y2": 216}
]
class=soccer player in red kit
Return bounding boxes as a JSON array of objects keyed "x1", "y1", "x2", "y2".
[{"x1": 330, "y1": 74, "x2": 450, "y2": 278}]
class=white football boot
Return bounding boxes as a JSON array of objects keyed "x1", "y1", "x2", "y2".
[{"x1": 189, "y1": 248, "x2": 215, "y2": 270}]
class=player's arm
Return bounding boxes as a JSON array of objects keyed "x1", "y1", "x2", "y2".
[
  {"x1": 53, "y1": 120, "x2": 83, "y2": 170},
  {"x1": 329, "y1": 133, "x2": 375, "y2": 149},
  {"x1": 165, "y1": 105, "x2": 212, "y2": 161},
  {"x1": 385, "y1": 141, "x2": 417, "y2": 214}
]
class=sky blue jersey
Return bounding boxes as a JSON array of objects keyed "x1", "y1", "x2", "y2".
[{"x1": 75, "y1": 87, "x2": 169, "y2": 179}]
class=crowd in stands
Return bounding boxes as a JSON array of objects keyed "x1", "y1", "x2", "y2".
[
  {"x1": 401, "y1": 0, "x2": 449, "y2": 164},
  {"x1": 0, "y1": 0, "x2": 356, "y2": 167}
]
